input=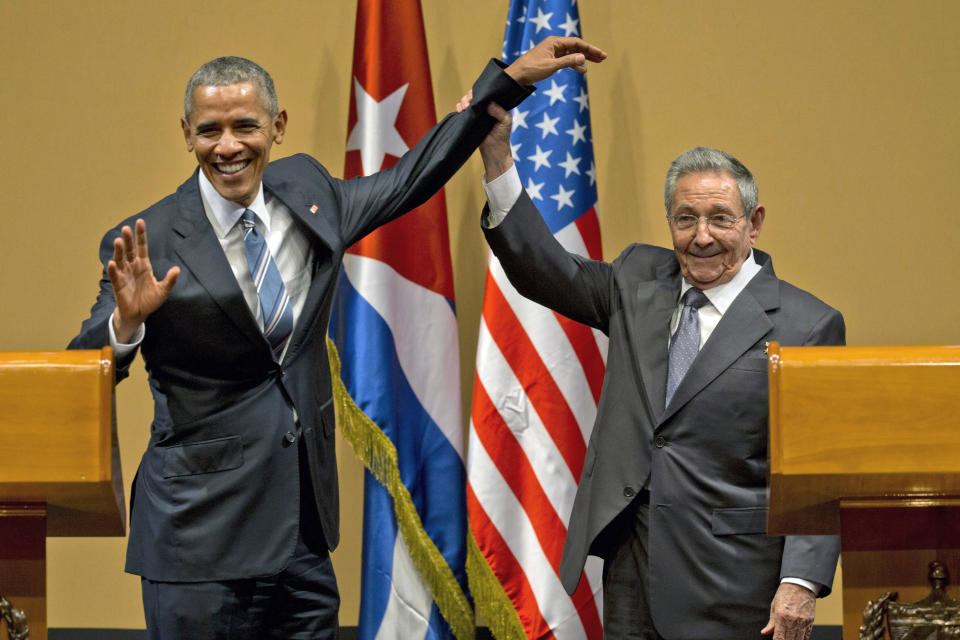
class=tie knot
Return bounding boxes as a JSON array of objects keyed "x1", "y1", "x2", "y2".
[
  {"x1": 682, "y1": 288, "x2": 709, "y2": 310},
  {"x1": 241, "y1": 209, "x2": 257, "y2": 230}
]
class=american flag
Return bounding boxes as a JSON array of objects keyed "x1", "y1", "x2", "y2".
[
  {"x1": 330, "y1": 0, "x2": 471, "y2": 637},
  {"x1": 467, "y1": 1, "x2": 607, "y2": 638}
]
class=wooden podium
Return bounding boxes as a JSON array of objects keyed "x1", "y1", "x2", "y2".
[
  {"x1": 0, "y1": 348, "x2": 125, "y2": 640},
  {"x1": 767, "y1": 343, "x2": 960, "y2": 639}
]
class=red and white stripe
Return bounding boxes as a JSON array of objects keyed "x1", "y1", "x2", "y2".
[{"x1": 468, "y1": 207, "x2": 607, "y2": 639}]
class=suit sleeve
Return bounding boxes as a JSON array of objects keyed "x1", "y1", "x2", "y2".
[
  {"x1": 483, "y1": 188, "x2": 615, "y2": 334},
  {"x1": 780, "y1": 305, "x2": 846, "y2": 595},
  {"x1": 68, "y1": 225, "x2": 138, "y2": 381},
  {"x1": 331, "y1": 59, "x2": 534, "y2": 246}
]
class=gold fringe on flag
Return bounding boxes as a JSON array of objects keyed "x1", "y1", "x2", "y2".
[
  {"x1": 467, "y1": 531, "x2": 527, "y2": 640},
  {"x1": 326, "y1": 335, "x2": 475, "y2": 640}
]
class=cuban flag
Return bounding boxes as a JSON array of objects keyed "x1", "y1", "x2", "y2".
[
  {"x1": 329, "y1": 0, "x2": 470, "y2": 638},
  {"x1": 466, "y1": 0, "x2": 608, "y2": 638}
]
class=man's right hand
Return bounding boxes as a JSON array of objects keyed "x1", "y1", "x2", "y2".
[
  {"x1": 108, "y1": 219, "x2": 179, "y2": 343},
  {"x1": 477, "y1": 102, "x2": 515, "y2": 182}
]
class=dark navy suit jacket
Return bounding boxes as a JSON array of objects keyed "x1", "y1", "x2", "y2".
[
  {"x1": 69, "y1": 60, "x2": 530, "y2": 583},
  {"x1": 484, "y1": 190, "x2": 845, "y2": 639}
]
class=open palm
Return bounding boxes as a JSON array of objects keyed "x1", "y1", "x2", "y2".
[{"x1": 108, "y1": 219, "x2": 179, "y2": 341}]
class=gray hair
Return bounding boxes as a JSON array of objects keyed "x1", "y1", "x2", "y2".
[
  {"x1": 183, "y1": 56, "x2": 278, "y2": 122},
  {"x1": 664, "y1": 146, "x2": 758, "y2": 215}
]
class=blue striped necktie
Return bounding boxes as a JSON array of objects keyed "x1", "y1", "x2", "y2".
[
  {"x1": 241, "y1": 209, "x2": 293, "y2": 360},
  {"x1": 666, "y1": 287, "x2": 709, "y2": 406}
]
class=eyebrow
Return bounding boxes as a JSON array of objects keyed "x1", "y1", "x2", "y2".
[
  {"x1": 193, "y1": 117, "x2": 262, "y2": 131},
  {"x1": 674, "y1": 203, "x2": 738, "y2": 215}
]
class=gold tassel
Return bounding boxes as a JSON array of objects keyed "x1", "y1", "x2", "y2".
[
  {"x1": 327, "y1": 336, "x2": 475, "y2": 640},
  {"x1": 467, "y1": 531, "x2": 527, "y2": 640}
]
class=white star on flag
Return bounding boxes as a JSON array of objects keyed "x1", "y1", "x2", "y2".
[
  {"x1": 345, "y1": 78, "x2": 409, "y2": 176},
  {"x1": 512, "y1": 108, "x2": 529, "y2": 129},
  {"x1": 526, "y1": 177, "x2": 545, "y2": 201},
  {"x1": 559, "y1": 12, "x2": 579, "y2": 36},
  {"x1": 558, "y1": 152, "x2": 582, "y2": 178},
  {"x1": 511, "y1": 142, "x2": 522, "y2": 161},
  {"x1": 586, "y1": 161, "x2": 597, "y2": 186},
  {"x1": 535, "y1": 111, "x2": 560, "y2": 138},
  {"x1": 573, "y1": 87, "x2": 590, "y2": 113},
  {"x1": 543, "y1": 79, "x2": 567, "y2": 106},
  {"x1": 550, "y1": 183, "x2": 575, "y2": 209},
  {"x1": 527, "y1": 145, "x2": 552, "y2": 171},
  {"x1": 565, "y1": 119, "x2": 587, "y2": 145},
  {"x1": 529, "y1": 7, "x2": 553, "y2": 33}
]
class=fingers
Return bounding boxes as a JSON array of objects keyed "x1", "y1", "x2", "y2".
[
  {"x1": 766, "y1": 584, "x2": 815, "y2": 640},
  {"x1": 506, "y1": 35, "x2": 606, "y2": 85},
  {"x1": 486, "y1": 101, "x2": 511, "y2": 123},
  {"x1": 557, "y1": 52, "x2": 588, "y2": 74},
  {"x1": 122, "y1": 225, "x2": 136, "y2": 263},
  {"x1": 112, "y1": 220, "x2": 150, "y2": 270},
  {"x1": 549, "y1": 36, "x2": 607, "y2": 62},
  {"x1": 456, "y1": 89, "x2": 473, "y2": 113},
  {"x1": 113, "y1": 221, "x2": 144, "y2": 269},
  {"x1": 112, "y1": 236, "x2": 125, "y2": 270},
  {"x1": 160, "y1": 266, "x2": 181, "y2": 295},
  {"x1": 106, "y1": 259, "x2": 122, "y2": 294},
  {"x1": 135, "y1": 219, "x2": 149, "y2": 259}
]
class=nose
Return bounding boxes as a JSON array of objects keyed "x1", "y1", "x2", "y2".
[
  {"x1": 215, "y1": 131, "x2": 242, "y2": 157},
  {"x1": 692, "y1": 218, "x2": 714, "y2": 245}
]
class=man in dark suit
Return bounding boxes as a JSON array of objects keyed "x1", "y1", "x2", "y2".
[
  {"x1": 470, "y1": 101, "x2": 844, "y2": 640},
  {"x1": 69, "y1": 39, "x2": 605, "y2": 639}
]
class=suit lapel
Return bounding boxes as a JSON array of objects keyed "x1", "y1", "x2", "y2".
[
  {"x1": 660, "y1": 255, "x2": 779, "y2": 424},
  {"x1": 264, "y1": 169, "x2": 340, "y2": 252},
  {"x1": 170, "y1": 173, "x2": 266, "y2": 351},
  {"x1": 632, "y1": 261, "x2": 681, "y2": 423}
]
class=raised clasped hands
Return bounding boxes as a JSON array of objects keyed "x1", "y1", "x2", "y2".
[
  {"x1": 108, "y1": 219, "x2": 179, "y2": 343},
  {"x1": 455, "y1": 37, "x2": 604, "y2": 181}
]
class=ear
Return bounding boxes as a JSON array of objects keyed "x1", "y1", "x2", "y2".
[
  {"x1": 181, "y1": 116, "x2": 195, "y2": 152},
  {"x1": 272, "y1": 109, "x2": 288, "y2": 144},
  {"x1": 747, "y1": 205, "x2": 765, "y2": 244}
]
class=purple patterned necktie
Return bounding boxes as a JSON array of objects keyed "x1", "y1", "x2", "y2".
[
  {"x1": 666, "y1": 288, "x2": 709, "y2": 406},
  {"x1": 241, "y1": 209, "x2": 293, "y2": 361}
]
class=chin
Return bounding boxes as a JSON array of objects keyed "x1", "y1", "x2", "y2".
[
  {"x1": 216, "y1": 185, "x2": 252, "y2": 205},
  {"x1": 688, "y1": 272, "x2": 723, "y2": 288}
]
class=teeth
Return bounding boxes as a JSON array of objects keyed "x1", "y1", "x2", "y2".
[{"x1": 217, "y1": 161, "x2": 248, "y2": 175}]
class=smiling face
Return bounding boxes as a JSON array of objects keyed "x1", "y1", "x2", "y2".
[
  {"x1": 669, "y1": 171, "x2": 765, "y2": 289},
  {"x1": 181, "y1": 82, "x2": 287, "y2": 207}
]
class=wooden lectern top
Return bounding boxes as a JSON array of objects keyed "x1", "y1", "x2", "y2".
[
  {"x1": 767, "y1": 344, "x2": 960, "y2": 536},
  {"x1": 0, "y1": 348, "x2": 125, "y2": 536}
]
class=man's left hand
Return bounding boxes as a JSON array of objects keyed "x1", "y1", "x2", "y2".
[
  {"x1": 761, "y1": 582, "x2": 816, "y2": 640},
  {"x1": 504, "y1": 36, "x2": 606, "y2": 85}
]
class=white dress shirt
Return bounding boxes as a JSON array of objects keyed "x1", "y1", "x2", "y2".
[{"x1": 110, "y1": 172, "x2": 314, "y2": 362}]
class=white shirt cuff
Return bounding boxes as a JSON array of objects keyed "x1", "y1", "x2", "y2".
[
  {"x1": 781, "y1": 577, "x2": 821, "y2": 595},
  {"x1": 108, "y1": 309, "x2": 145, "y2": 359},
  {"x1": 481, "y1": 165, "x2": 522, "y2": 228}
]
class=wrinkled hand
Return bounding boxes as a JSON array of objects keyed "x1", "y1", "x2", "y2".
[
  {"x1": 505, "y1": 36, "x2": 606, "y2": 85},
  {"x1": 108, "y1": 219, "x2": 179, "y2": 342},
  {"x1": 761, "y1": 583, "x2": 816, "y2": 640}
]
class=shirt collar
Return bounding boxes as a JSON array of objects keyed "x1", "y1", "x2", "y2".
[
  {"x1": 679, "y1": 250, "x2": 761, "y2": 314},
  {"x1": 197, "y1": 170, "x2": 271, "y2": 239}
]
